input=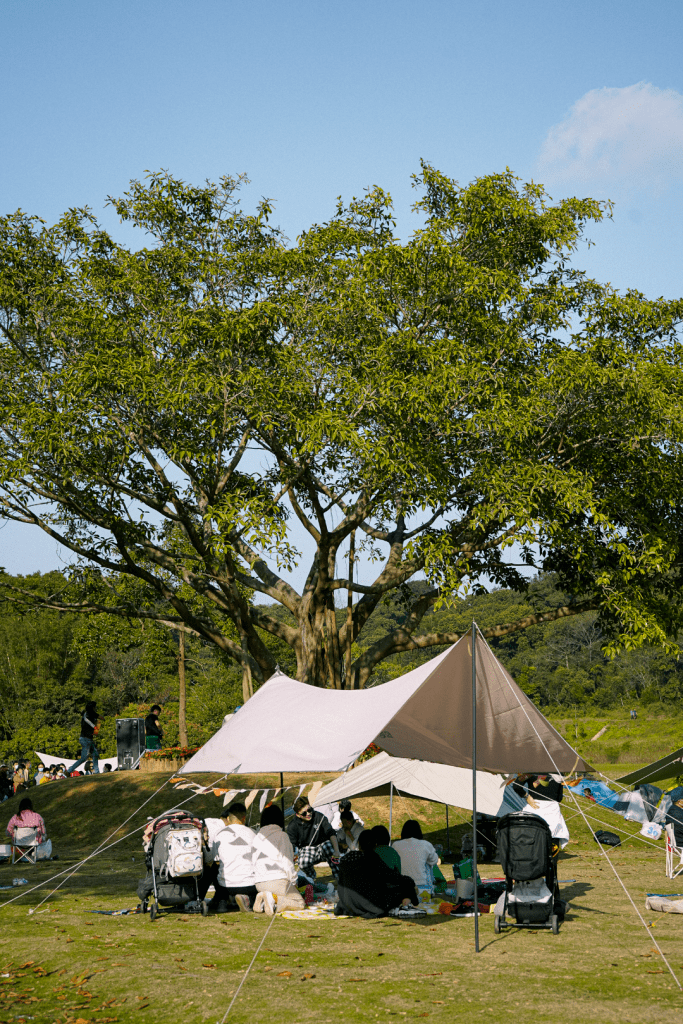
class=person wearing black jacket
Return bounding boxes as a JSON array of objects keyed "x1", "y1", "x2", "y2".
[
  {"x1": 286, "y1": 796, "x2": 341, "y2": 880},
  {"x1": 70, "y1": 702, "x2": 100, "y2": 774},
  {"x1": 336, "y1": 829, "x2": 418, "y2": 918},
  {"x1": 145, "y1": 705, "x2": 164, "y2": 750}
]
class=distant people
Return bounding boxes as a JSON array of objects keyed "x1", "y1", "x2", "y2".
[
  {"x1": 286, "y1": 797, "x2": 341, "y2": 880},
  {"x1": 252, "y1": 804, "x2": 306, "y2": 915},
  {"x1": 583, "y1": 787, "x2": 596, "y2": 803},
  {"x1": 71, "y1": 702, "x2": 100, "y2": 774},
  {"x1": 145, "y1": 705, "x2": 164, "y2": 751},
  {"x1": 630, "y1": 709, "x2": 638, "y2": 720},
  {"x1": 336, "y1": 829, "x2": 418, "y2": 918},
  {"x1": 337, "y1": 809, "x2": 364, "y2": 853},
  {"x1": 0, "y1": 766, "x2": 12, "y2": 802},
  {"x1": 513, "y1": 773, "x2": 564, "y2": 803},
  {"x1": 371, "y1": 825, "x2": 402, "y2": 872},
  {"x1": 207, "y1": 802, "x2": 257, "y2": 913},
  {"x1": 13, "y1": 761, "x2": 30, "y2": 794},
  {"x1": 392, "y1": 820, "x2": 439, "y2": 893},
  {"x1": 34, "y1": 764, "x2": 46, "y2": 785},
  {"x1": 6, "y1": 797, "x2": 52, "y2": 859},
  {"x1": 103, "y1": 764, "x2": 112, "y2": 772}
]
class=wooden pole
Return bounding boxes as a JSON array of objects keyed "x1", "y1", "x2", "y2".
[{"x1": 472, "y1": 621, "x2": 480, "y2": 953}]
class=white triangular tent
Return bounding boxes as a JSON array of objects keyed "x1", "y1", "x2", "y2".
[
  {"x1": 312, "y1": 750, "x2": 525, "y2": 816},
  {"x1": 179, "y1": 632, "x2": 590, "y2": 775}
]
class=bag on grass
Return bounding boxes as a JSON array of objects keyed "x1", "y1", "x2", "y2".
[{"x1": 593, "y1": 830, "x2": 621, "y2": 848}]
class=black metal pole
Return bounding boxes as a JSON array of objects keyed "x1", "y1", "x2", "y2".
[
  {"x1": 472, "y1": 621, "x2": 479, "y2": 953},
  {"x1": 446, "y1": 805, "x2": 450, "y2": 854},
  {"x1": 280, "y1": 772, "x2": 285, "y2": 814}
]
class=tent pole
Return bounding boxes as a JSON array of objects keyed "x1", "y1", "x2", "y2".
[
  {"x1": 389, "y1": 781, "x2": 393, "y2": 839},
  {"x1": 280, "y1": 772, "x2": 285, "y2": 814},
  {"x1": 472, "y1": 620, "x2": 479, "y2": 953},
  {"x1": 446, "y1": 805, "x2": 450, "y2": 853}
]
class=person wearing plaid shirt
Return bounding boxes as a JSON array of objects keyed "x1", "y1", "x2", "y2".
[{"x1": 286, "y1": 796, "x2": 341, "y2": 880}]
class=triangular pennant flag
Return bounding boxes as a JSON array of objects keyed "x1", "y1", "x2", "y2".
[
  {"x1": 245, "y1": 789, "x2": 259, "y2": 809},
  {"x1": 297, "y1": 784, "x2": 306, "y2": 799},
  {"x1": 259, "y1": 789, "x2": 270, "y2": 813},
  {"x1": 222, "y1": 789, "x2": 239, "y2": 807},
  {"x1": 307, "y1": 781, "x2": 323, "y2": 806}
]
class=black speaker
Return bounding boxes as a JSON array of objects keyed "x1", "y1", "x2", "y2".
[{"x1": 116, "y1": 718, "x2": 146, "y2": 770}]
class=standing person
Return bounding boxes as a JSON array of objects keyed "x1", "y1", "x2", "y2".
[
  {"x1": 286, "y1": 796, "x2": 341, "y2": 881},
  {"x1": 252, "y1": 805, "x2": 306, "y2": 915},
  {"x1": 34, "y1": 764, "x2": 46, "y2": 785},
  {"x1": 392, "y1": 820, "x2": 439, "y2": 893},
  {"x1": 13, "y1": 761, "x2": 30, "y2": 794},
  {"x1": 207, "y1": 802, "x2": 257, "y2": 913},
  {"x1": 70, "y1": 702, "x2": 100, "y2": 774},
  {"x1": 0, "y1": 766, "x2": 12, "y2": 801},
  {"x1": 145, "y1": 705, "x2": 164, "y2": 751}
]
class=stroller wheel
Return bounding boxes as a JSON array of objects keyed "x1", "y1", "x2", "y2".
[
  {"x1": 550, "y1": 914, "x2": 560, "y2": 934},
  {"x1": 201, "y1": 900, "x2": 209, "y2": 917},
  {"x1": 140, "y1": 900, "x2": 148, "y2": 914},
  {"x1": 494, "y1": 915, "x2": 502, "y2": 934},
  {"x1": 149, "y1": 902, "x2": 158, "y2": 922}
]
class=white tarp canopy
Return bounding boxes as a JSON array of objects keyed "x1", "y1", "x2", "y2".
[
  {"x1": 313, "y1": 751, "x2": 525, "y2": 817},
  {"x1": 35, "y1": 750, "x2": 118, "y2": 772},
  {"x1": 180, "y1": 632, "x2": 590, "y2": 775}
]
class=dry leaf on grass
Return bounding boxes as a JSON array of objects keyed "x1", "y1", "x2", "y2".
[
  {"x1": 277, "y1": 971, "x2": 292, "y2": 978},
  {"x1": 202, "y1": 964, "x2": 217, "y2": 969},
  {"x1": 300, "y1": 973, "x2": 316, "y2": 981},
  {"x1": 646, "y1": 970, "x2": 664, "y2": 974}
]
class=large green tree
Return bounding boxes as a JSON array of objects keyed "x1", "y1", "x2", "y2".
[{"x1": 1, "y1": 166, "x2": 683, "y2": 689}]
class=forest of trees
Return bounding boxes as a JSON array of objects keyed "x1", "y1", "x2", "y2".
[{"x1": 1, "y1": 571, "x2": 681, "y2": 762}]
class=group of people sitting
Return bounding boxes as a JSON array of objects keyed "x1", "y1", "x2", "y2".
[
  {"x1": 173, "y1": 794, "x2": 442, "y2": 919},
  {"x1": 0, "y1": 760, "x2": 110, "y2": 801}
]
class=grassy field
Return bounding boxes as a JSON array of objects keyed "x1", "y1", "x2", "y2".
[
  {"x1": 1, "y1": 769, "x2": 682, "y2": 1023},
  {"x1": 547, "y1": 707, "x2": 683, "y2": 768}
]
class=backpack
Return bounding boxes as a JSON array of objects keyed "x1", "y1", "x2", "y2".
[
  {"x1": 158, "y1": 826, "x2": 203, "y2": 880},
  {"x1": 593, "y1": 830, "x2": 621, "y2": 848}
]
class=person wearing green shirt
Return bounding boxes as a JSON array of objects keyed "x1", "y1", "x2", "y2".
[{"x1": 371, "y1": 825, "x2": 402, "y2": 873}]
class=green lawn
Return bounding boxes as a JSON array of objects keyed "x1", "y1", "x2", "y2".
[{"x1": 1, "y1": 770, "x2": 682, "y2": 1023}]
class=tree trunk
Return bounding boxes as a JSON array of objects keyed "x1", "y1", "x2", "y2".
[
  {"x1": 345, "y1": 530, "x2": 355, "y2": 689},
  {"x1": 241, "y1": 635, "x2": 254, "y2": 703},
  {"x1": 178, "y1": 630, "x2": 188, "y2": 747}
]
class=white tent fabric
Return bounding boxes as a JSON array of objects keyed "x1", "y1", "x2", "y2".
[
  {"x1": 312, "y1": 751, "x2": 524, "y2": 817},
  {"x1": 179, "y1": 632, "x2": 590, "y2": 775},
  {"x1": 35, "y1": 750, "x2": 118, "y2": 772}
]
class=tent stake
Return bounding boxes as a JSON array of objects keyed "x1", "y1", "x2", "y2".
[
  {"x1": 472, "y1": 621, "x2": 479, "y2": 953},
  {"x1": 389, "y1": 781, "x2": 393, "y2": 839}
]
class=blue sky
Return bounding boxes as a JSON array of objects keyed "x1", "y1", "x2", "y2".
[{"x1": 2, "y1": 0, "x2": 683, "y2": 581}]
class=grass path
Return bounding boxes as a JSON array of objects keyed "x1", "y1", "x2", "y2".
[{"x1": 1, "y1": 772, "x2": 682, "y2": 1022}]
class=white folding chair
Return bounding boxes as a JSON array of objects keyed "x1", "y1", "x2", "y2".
[
  {"x1": 665, "y1": 824, "x2": 683, "y2": 879},
  {"x1": 12, "y1": 826, "x2": 40, "y2": 865}
]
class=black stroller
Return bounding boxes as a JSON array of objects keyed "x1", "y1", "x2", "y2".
[
  {"x1": 137, "y1": 810, "x2": 209, "y2": 921},
  {"x1": 494, "y1": 813, "x2": 563, "y2": 935}
]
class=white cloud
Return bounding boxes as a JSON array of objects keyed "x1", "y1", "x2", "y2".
[{"x1": 538, "y1": 82, "x2": 683, "y2": 191}]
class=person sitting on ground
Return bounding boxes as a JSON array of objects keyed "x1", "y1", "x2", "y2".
[
  {"x1": 286, "y1": 796, "x2": 341, "y2": 881},
  {"x1": 6, "y1": 797, "x2": 52, "y2": 859},
  {"x1": 207, "y1": 802, "x2": 257, "y2": 913},
  {"x1": 336, "y1": 829, "x2": 418, "y2": 918},
  {"x1": 371, "y1": 825, "x2": 402, "y2": 873},
  {"x1": 666, "y1": 796, "x2": 683, "y2": 847},
  {"x1": 513, "y1": 773, "x2": 563, "y2": 803},
  {"x1": 582, "y1": 787, "x2": 596, "y2": 803},
  {"x1": 392, "y1": 820, "x2": 439, "y2": 893},
  {"x1": 337, "y1": 809, "x2": 364, "y2": 854},
  {"x1": 252, "y1": 804, "x2": 306, "y2": 916},
  {"x1": 145, "y1": 704, "x2": 164, "y2": 751}
]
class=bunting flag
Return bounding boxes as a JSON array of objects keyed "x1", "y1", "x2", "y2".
[
  {"x1": 244, "y1": 789, "x2": 259, "y2": 809},
  {"x1": 307, "y1": 780, "x2": 324, "y2": 806},
  {"x1": 170, "y1": 777, "x2": 331, "y2": 810},
  {"x1": 258, "y1": 789, "x2": 270, "y2": 813},
  {"x1": 223, "y1": 789, "x2": 241, "y2": 807}
]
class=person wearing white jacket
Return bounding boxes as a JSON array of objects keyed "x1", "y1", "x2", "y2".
[{"x1": 252, "y1": 805, "x2": 306, "y2": 916}]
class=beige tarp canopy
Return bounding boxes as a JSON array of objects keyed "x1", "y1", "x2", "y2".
[
  {"x1": 180, "y1": 631, "x2": 590, "y2": 776},
  {"x1": 616, "y1": 747, "x2": 683, "y2": 787}
]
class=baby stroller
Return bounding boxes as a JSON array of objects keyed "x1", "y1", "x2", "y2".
[
  {"x1": 138, "y1": 809, "x2": 208, "y2": 921},
  {"x1": 494, "y1": 813, "x2": 563, "y2": 935}
]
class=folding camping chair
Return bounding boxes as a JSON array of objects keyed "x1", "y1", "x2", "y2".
[
  {"x1": 12, "y1": 826, "x2": 40, "y2": 865},
  {"x1": 665, "y1": 824, "x2": 683, "y2": 879}
]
